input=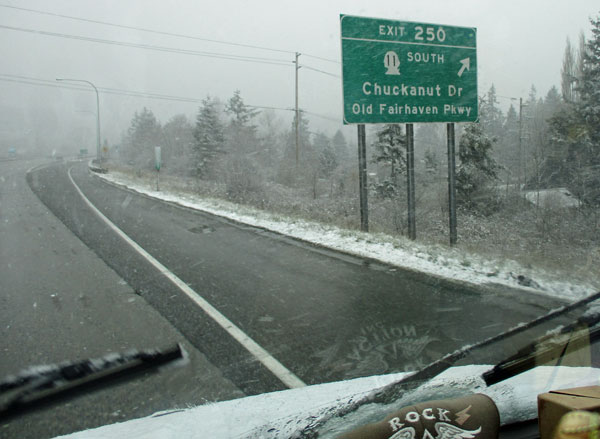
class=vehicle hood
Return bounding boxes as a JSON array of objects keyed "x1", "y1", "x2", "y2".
[{"x1": 54, "y1": 364, "x2": 598, "y2": 439}]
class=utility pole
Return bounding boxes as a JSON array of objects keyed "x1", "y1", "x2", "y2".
[{"x1": 294, "y1": 52, "x2": 300, "y2": 167}]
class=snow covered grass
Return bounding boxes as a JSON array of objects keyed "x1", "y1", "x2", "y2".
[{"x1": 94, "y1": 165, "x2": 598, "y2": 302}]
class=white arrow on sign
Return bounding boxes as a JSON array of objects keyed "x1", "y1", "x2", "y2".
[{"x1": 457, "y1": 58, "x2": 470, "y2": 77}]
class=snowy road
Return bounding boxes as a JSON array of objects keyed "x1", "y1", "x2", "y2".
[{"x1": 4, "y1": 159, "x2": 571, "y2": 436}]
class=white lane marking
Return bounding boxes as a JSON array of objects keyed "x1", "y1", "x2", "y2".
[{"x1": 68, "y1": 166, "x2": 306, "y2": 389}]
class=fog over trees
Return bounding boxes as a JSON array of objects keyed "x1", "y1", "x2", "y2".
[
  {"x1": 107, "y1": 12, "x2": 600, "y2": 279},
  {"x1": 119, "y1": 12, "x2": 600, "y2": 208},
  {"x1": 2, "y1": 4, "x2": 596, "y2": 279}
]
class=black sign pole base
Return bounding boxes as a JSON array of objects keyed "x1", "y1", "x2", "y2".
[
  {"x1": 357, "y1": 124, "x2": 368, "y2": 232},
  {"x1": 447, "y1": 123, "x2": 457, "y2": 245},
  {"x1": 406, "y1": 124, "x2": 416, "y2": 240}
]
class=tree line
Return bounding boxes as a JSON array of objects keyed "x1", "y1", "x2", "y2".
[
  {"x1": 120, "y1": 89, "x2": 353, "y2": 202},
  {"x1": 119, "y1": 12, "x2": 600, "y2": 218},
  {"x1": 370, "y1": 13, "x2": 600, "y2": 213}
]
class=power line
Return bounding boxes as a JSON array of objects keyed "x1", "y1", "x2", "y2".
[
  {"x1": 0, "y1": 73, "x2": 341, "y2": 123},
  {"x1": 0, "y1": 22, "x2": 340, "y2": 80},
  {"x1": 300, "y1": 64, "x2": 340, "y2": 78},
  {"x1": 0, "y1": 74, "x2": 202, "y2": 103},
  {"x1": 302, "y1": 53, "x2": 340, "y2": 64},
  {"x1": 0, "y1": 24, "x2": 294, "y2": 67},
  {"x1": 301, "y1": 109, "x2": 341, "y2": 123},
  {"x1": 0, "y1": 2, "x2": 295, "y2": 56},
  {"x1": 0, "y1": 6, "x2": 342, "y2": 77},
  {"x1": 0, "y1": 2, "x2": 339, "y2": 63},
  {"x1": 0, "y1": 25, "x2": 345, "y2": 81},
  {"x1": 246, "y1": 104, "x2": 294, "y2": 112}
]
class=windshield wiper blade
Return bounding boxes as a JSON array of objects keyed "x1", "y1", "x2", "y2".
[
  {"x1": 300, "y1": 290, "x2": 600, "y2": 438},
  {"x1": 483, "y1": 311, "x2": 600, "y2": 386},
  {"x1": 0, "y1": 344, "x2": 184, "y2": 422}
]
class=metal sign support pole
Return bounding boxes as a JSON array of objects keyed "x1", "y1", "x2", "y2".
[
  {"x1": 406, "y1": 124, "x2": 416, "y2": 240},
  {"x1": 447, "y1": 123, "x2": 457, "y2": 245},
  {"x1": 357, "y1": 124, "x2": 369, "y2": 232}
]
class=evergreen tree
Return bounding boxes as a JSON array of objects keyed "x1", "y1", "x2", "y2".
[
  {"x1": 123, "y1": 107, "x2": 161, "y2": 167},
  {"x1": 371, "y1": 124, "x2": 406, "y2": 198},
  {"x1": 225, "y1": 90, "x2": 259, "y2": 155},
  {"x1": 283, "y1": 110, "x2": 312, "y2": 164},
  {"x1": 225, "y1": 89, "x2": 259, "y2": 130},
  {"x1": 544, "y1": 86, "x2": 562, "y2": 115},
  {"x1": 416, "y1": 124, "x2": 444, "y2": 175},
  {"x1": 193, "y1": 96, "x2": 224, "y2": 178},
  {"x1": 548, "y1": 13, "x2": 600, "y2": 205},
  {"x1": 456, "y1": 123, "x2": 500, "y2": 212},
  {"x1": 533, "y1": 87, "x2": 566, "y2": 188},
  {"x1": 331, "y1": 129, "x2": 348, "y2": 164},
  {"x1": 561, "y1": 37, "x2": 577, "y2": 103},
  {"x1": 277, "y1": 110, "x2": 315, "y2": 186},
  {"x1": 518, "y1": 85, "x2": 541, "y2": 186},
  {"x1": 423, "y1": 148, "x2": 439, "y2": 173},
  {"x1": 480, "y1": 84, "x2": 504, "y2": 141},
  {"x1": 256, "y1": 109, "x2": 283, "y2": 177},
  {"x1": 499, "y1": 103, "x2": 519, "y2": 180},
  {"x1": 163, "y1": 114, "x2": 194, "y2": 173},
  {"x1": 313, "y1": 132, "x2": 337, "y2": 178},
  {"x1": 312, "y1": 131, "x2": 329, "y2": 153},
  {"x1": 578, "y1": 14, "x2": 600, "y2": 150},
  {"x1": 575, "y1": 13, "x2": 600, "y2": 204},
  {"x1": 527, "y1": 85, "x2": 538, "y2": 106},
  {"x1": 575, "y1": 31, "x2": 587, "y2": 102}
]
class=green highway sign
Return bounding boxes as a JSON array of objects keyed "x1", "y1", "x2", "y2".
[{"x1": 340, "y1": 15, "x2": 477, "y2": 124}]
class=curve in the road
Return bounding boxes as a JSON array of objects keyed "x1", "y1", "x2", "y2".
[
  {"x1": 28, "y1": 160, "x2": 571, "y2": 396},
  {"x1": 67, "y1": 165, "x2": 306, "y2": 390}
]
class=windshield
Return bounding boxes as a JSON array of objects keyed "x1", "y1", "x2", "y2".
[{"x1": 1, "y1": 1, "x2": 599, "y2": 438}]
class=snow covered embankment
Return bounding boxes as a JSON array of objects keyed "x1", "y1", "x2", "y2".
[{"x1": 94, "y1": 168, "x2": 597, "y2": 302}]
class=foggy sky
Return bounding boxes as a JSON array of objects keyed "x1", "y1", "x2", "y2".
[{"x1": 0, "y1": 0, "x2": 598, "y2": 153}]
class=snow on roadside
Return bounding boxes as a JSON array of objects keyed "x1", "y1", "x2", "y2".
[
  {"x1": 523, "y1": 187, "x2": 580, "y2": 208},
  {"x1": 95, "y1": 168, "x2": 597, "y2": 302}
]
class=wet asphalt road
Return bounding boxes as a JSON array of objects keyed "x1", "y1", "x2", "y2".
[
  {"x1": 1, "y1": 159, "x2": 569, "y2": 437},
  {"x1": 0, "y1": 159, "x2": 243, "y2": 439},
  {"x1": 33, "y1": 161, "x2": 568, "y2": 381}
]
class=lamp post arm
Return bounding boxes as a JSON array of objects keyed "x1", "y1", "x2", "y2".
[{"x1": 56, "y1": 78, "x2": 101, "y2": 161}]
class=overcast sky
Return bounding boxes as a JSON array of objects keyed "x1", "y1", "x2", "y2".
[{"x1": 1, "y1": 0, "x2": 598, "y2": 150}]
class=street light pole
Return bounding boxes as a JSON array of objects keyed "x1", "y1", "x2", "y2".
[{"x1": 56, "y1": 78, "x2": 101, "y2": 161}]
